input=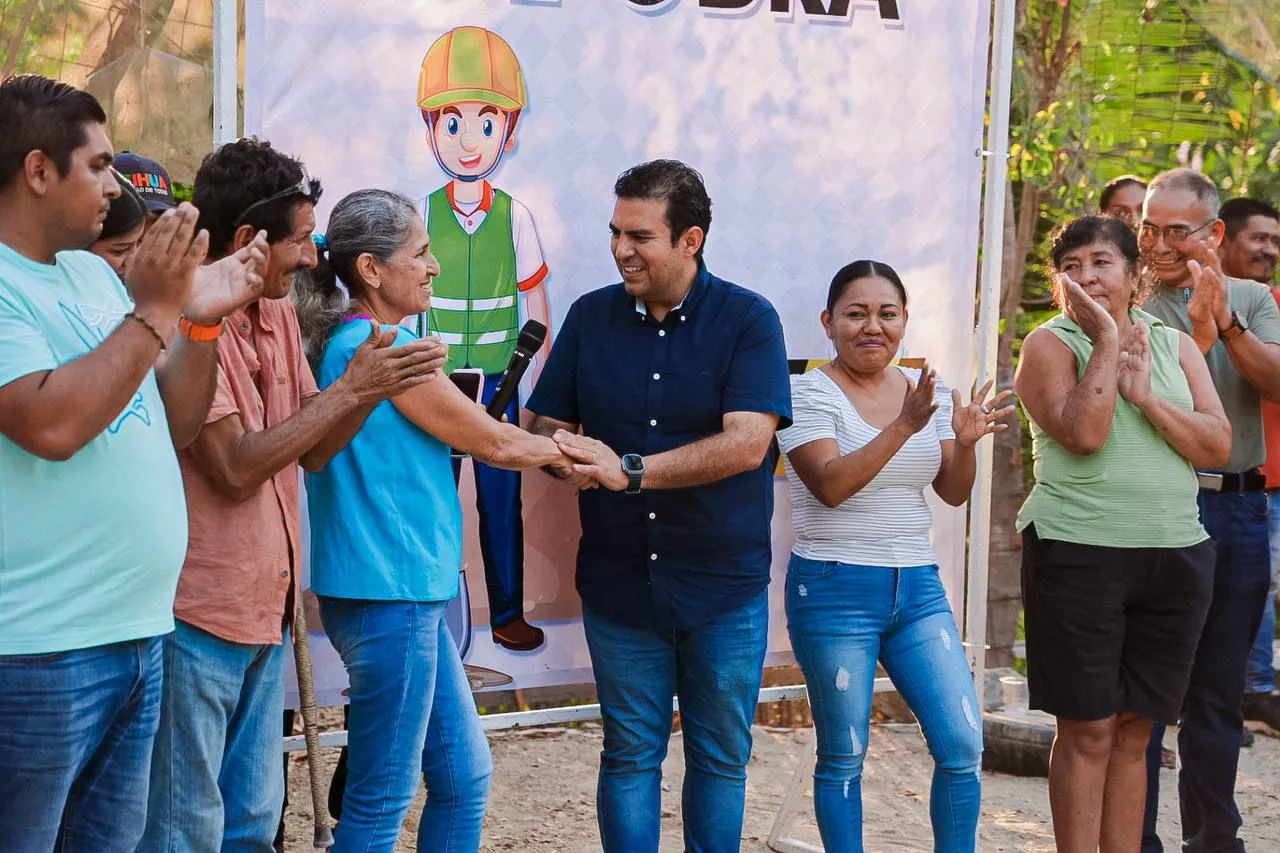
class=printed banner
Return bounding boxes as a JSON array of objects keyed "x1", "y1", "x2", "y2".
[{"x1": 246, "y1": 0, "x2": 992, "y2": 705}]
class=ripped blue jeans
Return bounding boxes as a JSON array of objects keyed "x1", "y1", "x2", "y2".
[{"x1": 786, "y1": 556, "x2": 983, "y2": 853}]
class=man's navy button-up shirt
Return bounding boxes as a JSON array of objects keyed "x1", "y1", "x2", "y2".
[{"x1": 528, "y1": 264, "x2": 792, "y2": 631}]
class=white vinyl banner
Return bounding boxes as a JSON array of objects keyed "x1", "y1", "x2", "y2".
[{"x1": 246, "y1": 0, "x2": 991, "y2": 705}]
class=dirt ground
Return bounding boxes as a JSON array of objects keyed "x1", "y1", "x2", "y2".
[{"x1": 281, "y1": 713, "x2": 1280, "y2": 852}]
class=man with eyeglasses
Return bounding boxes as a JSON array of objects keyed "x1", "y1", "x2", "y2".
[
  {"x1": 1137, "y1": 169, "x2": 1280, "y2": 853},
  {"x1": 138, "y1": 138, "x2": 449, "y2": 853}
]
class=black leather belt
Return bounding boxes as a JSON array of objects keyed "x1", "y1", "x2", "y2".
[{"x1": 1197, "y1": 470, "x2": 1268, "y2": 492}]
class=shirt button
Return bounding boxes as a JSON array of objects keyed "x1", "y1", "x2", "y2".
[
  {"x1": 653, "y1": 373, "x2": 661, "y2": 381},
  {"x1": 649, "y1": 419, "x2": 657, "y2": 427},
  {"x1": 658, "y1": 330, "x2": 666, "y2": 337},
  {"x1": 280, "y1": 570, "x2": 288, "y2": 578},
  {"x1": 649, "y1": 512, "x2": 656, "y2": 520},
  {"x1": 650, "y1": 553, "x2": 658, "y2": 561},
  {"x1": 680, "y1": 315, "x2": 687, "y2": 322}
]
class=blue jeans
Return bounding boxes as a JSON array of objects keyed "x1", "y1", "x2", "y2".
[
  {"x1": 319, "y1": 597, "x2": 492, "y2": 853},
  {"x1": 1244, "y1": 490, "x2": 1280, "y2": 694},
  {"x1": 786, "y1": 556, "x2": 983, "y2": 853},
  {"x1": 582, "y1": 590, "x2": 769, "y2": 853},
  {"x1": 0, "y1": 637, "x2": 163, "y2": 853},
  {"x1": 1142, "y1": 489, "x2": 1271, "y2": 853},
  {"x1": 139, "y1": 621, "x2": 285, "y2": 853}
]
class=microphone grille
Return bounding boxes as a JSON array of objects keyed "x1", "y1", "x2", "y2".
[{"x1": 516, "y1": 320, "x2": 548, "y2": 351}]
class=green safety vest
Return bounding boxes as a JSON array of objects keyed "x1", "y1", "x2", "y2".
[{"x1": 425, "y1": 186, "x2": 520, "y2": 375}]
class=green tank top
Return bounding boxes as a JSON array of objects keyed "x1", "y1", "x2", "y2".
[
  {"x1": 425, "y1": 186, "x2": 520, "y2": 375},
  {"x1": 1016, "y1": 310, "x2": 1208, "y2": 548}
]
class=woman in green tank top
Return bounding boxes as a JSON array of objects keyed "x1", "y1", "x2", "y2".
[{"x1": 1012, "y1": 216, "x2": 1231, "y2": 853}]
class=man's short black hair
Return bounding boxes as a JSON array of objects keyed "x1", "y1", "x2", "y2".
[
  {"x1": 0, "y1": 75, "x2": 107, "y2": 192},
  {"x1": 614, "y1": 159, "x2": 712, "y2": 261},
  {"x1": 193, "y1": 138, "x2": 322, "y2": 257},
  {"x1": 1221, "y1": 197, "x2": 1280, "y2": 241}
]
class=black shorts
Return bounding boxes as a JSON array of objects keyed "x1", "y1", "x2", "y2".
[{"x1": 1020, "y1": 524, "x2": 1215, "y2": 724}]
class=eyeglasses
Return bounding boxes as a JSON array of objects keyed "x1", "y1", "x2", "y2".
[
  {"x1": 1137, "y1": 219, "x2": 1216, "y2": 248},
  {"x1": 230, "y1": 172, "x2": 315, "y2": 231}
]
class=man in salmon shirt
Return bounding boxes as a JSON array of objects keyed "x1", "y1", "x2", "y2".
[
  {"x1": 1220, "y1": 197, "x2": 1280, "y2": 736},
  {"x1": 138, "y1": 139, "x2": 449, "y2": 853}
]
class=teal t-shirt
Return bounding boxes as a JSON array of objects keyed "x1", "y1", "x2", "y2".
[
  {"x1": 307, "y1": 319, "x2": 462, "y2": 602},
  {"x1": 0, "y1": 243, "x2": 187, "y2": 655}
]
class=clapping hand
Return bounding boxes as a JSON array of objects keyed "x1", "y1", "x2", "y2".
[
  {"x1": 951, "y1": 379, "x2": 1015, "y2": 448},
  {"x1": 1117, "y1": 321, "x2": 1154, "y2": 407},
  {"x1": 337, "y1": 322, "x2": 448, "y2": 403},
  {"x1": 1187, "y1": 247, "x2": 1230, "y2": 353},
  {"x1": 126, "y1": 203, "x2": 209, "y2": 330},
  {"x1": 1059, "y1": 274, "x2": 1118, "y2": 344},
  {"x1": 891, "y1": 362, "x2": 939, "y2": 437},
  {"x1": 184, "y1": 230, "x2": 269, "y2": 325}
]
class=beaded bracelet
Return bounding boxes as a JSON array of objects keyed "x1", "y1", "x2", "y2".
[{"x1": 125, "y1": 311, "x2": 167, "y2": 351}]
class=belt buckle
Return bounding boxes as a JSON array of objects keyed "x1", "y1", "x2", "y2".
[{"x1": 1197, "y1": 472, "x2": 1225, "y2": 492}]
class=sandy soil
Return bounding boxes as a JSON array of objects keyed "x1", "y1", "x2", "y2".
[{"x1": 281, "y1": 716, "x2": 1280, "y2": 852}]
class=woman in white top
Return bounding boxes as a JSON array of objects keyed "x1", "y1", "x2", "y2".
[{"x1": 778, "y1": 260, "x2": 1013, "y2": 853}]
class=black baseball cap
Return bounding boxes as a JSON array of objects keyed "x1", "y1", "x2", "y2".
[{"x1": 113, "y1": 151, "x2": 176, "y2": 213}]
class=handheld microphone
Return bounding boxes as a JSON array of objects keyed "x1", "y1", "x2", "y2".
[{"x1": 485, "y1": 320, "x2": 547, "y2": 420}]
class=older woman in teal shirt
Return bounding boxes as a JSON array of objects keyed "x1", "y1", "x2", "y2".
[{"x1": 299, "y1": 189, "x2": 566, "y2": 853}]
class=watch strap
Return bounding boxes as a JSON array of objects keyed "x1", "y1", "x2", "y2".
[
  {"x1": 1221, "y1": 311, "x2": 1246, "y2": 340},
  {"x1": 179, "y1": 316, "x2": 225, "y2": 342}
]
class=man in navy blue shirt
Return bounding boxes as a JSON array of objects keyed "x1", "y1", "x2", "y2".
[{"x1": 528, "y1": 159, "x2": 791, "y2": 852}]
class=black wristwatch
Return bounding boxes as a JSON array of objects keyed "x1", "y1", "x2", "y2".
[
  {"x1": 621, "y1": 454, "x2": 645, "y2": 494},
  {"x1": 1221, "y1": 310, "x2": 1248, "y2": 341}
]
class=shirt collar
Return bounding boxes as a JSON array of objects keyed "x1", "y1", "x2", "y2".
[
  {"x1": 633, "y1": 262, "x2": 710, "y2": 322},
  {"x1": 446, "y1": 180, "x2": 494, "y2": 216}
]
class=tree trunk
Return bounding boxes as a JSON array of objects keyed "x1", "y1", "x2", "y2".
[
  {"x1": 985, "y1": 178, "x2": 1040, "y2": 667},
  {"x1": 0, "y1": 0, "x2": 42, "y2": 81},
  {"x1": 94, "y1": 0, "x2": 178, "y2": 71}
]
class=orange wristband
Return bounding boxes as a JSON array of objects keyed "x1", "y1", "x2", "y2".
[{"x1": 178, "y1": 316, "x2": 224, "y2": 342}]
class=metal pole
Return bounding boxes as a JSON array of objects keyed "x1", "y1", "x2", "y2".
[
  {"x1": 212, "y1": 0, "x2": 238, "y2": 146},
  {"x1": 964, "y1": 0, "x2": 1017, "y2": 706}
]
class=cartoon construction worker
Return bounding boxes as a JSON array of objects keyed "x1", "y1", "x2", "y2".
[{"x1": 415, "y1": 26, "x2": 550, "y2": 652}]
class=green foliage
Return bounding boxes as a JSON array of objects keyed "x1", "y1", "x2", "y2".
[
  {"x1": 1006, "y1": 0, "x2": 1280, "y2": 490},
  {"x1": 1013, "y1": 0, "x2": 1280, "y2": 338},
  {"x1": 0, "y1": 1, "x2": 86, "y2": 79},
  {"x1": 172, "y1": 182, "x2": 194, "y2": 204}
]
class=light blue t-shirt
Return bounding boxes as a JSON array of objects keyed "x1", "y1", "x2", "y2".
[
  {"x1": 0, "y1": 243, "x2": 187, "y2": 655},
  {"x1": 307, "y1": 319, "x2": 462, "y2": 602}
]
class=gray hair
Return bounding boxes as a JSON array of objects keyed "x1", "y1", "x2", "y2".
[
  {"x1": 1148, "y1": 168, "x2": 1221, "y2": 218},
  {"x1": 291, "y1": 189, "x2": 420, "y2": 371}
]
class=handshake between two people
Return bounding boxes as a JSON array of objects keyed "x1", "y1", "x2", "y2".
[{"x1": 545, "y1": 430, "x2": 631, "y2": 492}]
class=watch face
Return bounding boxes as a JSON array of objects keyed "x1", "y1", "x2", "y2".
[{"x1": 621, "y1": 454, "x2": 643, "y2": 473}]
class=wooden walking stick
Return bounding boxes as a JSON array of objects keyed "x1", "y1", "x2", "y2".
[{"x1": 292, "y1": 593, "x2": 335, "y2": 849}]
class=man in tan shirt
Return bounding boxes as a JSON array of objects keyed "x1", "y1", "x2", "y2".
[{"x1": 138, "y1": 139, "x2": 447, "y2": 853}]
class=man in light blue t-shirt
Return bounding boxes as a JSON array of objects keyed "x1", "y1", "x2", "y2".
[{"x1": 0, "y1": 75, "x2": 267, "y2": 853}]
